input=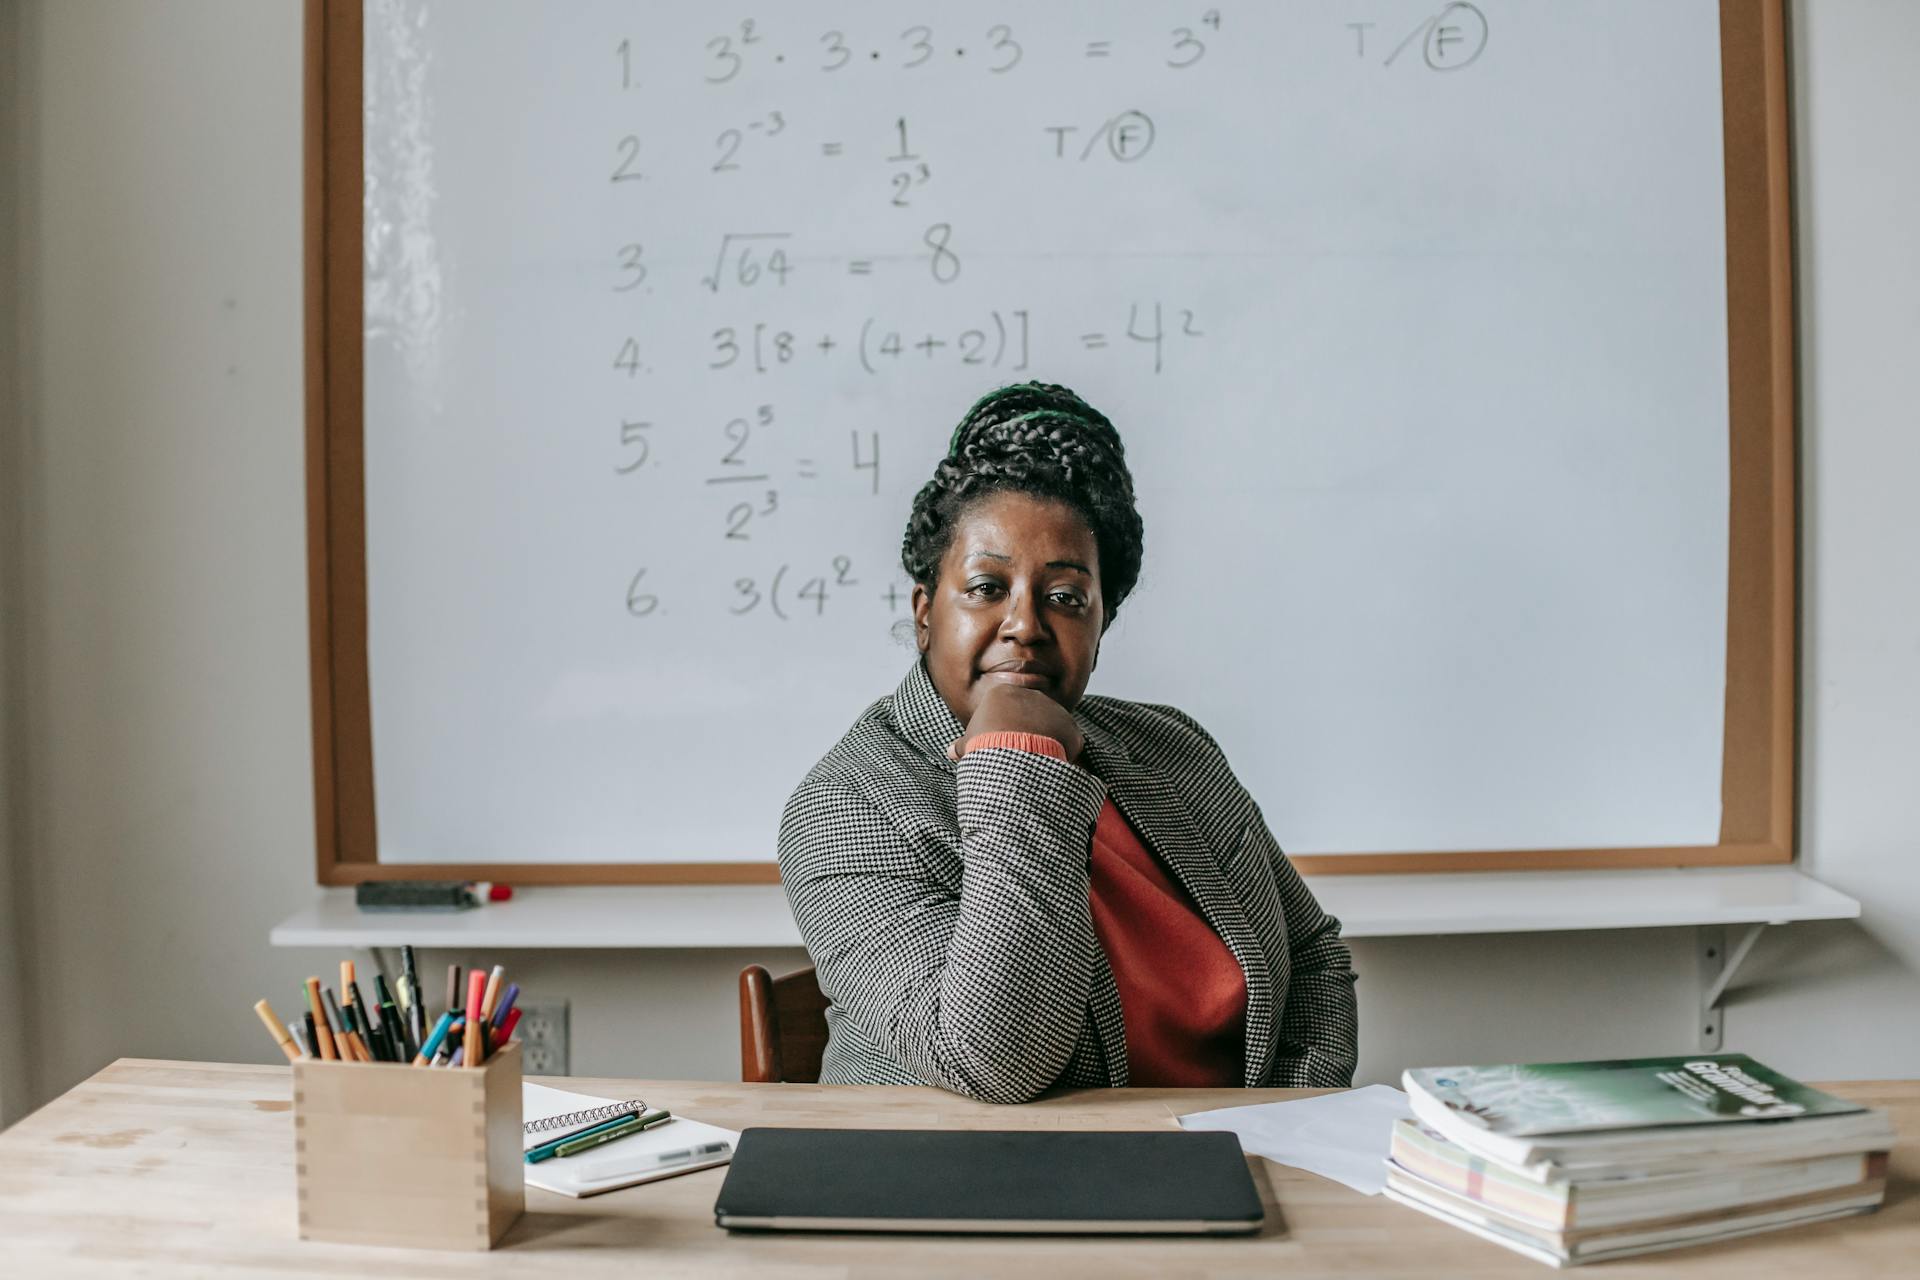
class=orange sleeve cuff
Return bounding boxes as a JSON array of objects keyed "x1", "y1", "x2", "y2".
[{"x1": 965, "y1": 731, "x2": 1068, "y2": 761}]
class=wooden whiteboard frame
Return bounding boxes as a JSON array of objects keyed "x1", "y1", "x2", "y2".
[{"x1": 304, "y1": 0, "x2": 1796, "y2": 885}]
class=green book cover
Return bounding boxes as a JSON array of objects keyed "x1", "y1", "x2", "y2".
[{"x1": 1404, "y1": 1055, "x2": 1867, "y2": 1137}]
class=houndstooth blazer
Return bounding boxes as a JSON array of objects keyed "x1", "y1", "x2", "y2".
[{"x1": 777, "y1": 660, "x2": 1359, "y2": 1103}]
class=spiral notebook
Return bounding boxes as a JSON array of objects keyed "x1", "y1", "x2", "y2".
[
  {"x1": 523, "y1": 1093, "x2": 653, "y2": 1146},
  {"x1": 521, "y1": 1083, "x2": 737, "y2": 1198}
]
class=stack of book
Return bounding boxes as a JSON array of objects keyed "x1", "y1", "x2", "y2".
[{"x1": 1388, "y1": 1055, "x2": 1893, "y2": 1267}]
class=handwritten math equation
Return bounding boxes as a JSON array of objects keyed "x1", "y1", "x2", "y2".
[{"x1": 599, "y1": 6, "x2": 1488, "y2": 622}]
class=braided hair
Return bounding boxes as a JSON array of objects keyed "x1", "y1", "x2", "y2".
[{"x1": 902, "y1": 382, "x2": 1145, "y2": 624}]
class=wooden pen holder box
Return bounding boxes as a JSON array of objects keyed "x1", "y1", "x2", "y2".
[{"x1": 293, "y1": 1041, "x2": 524, "y2": 1250}]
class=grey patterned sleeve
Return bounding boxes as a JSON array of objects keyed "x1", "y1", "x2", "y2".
[
  {"x1": 778, "y1": 747, "x2": 1108, "y2": 1103},
  {"x1": 1250, "y1": 813, "x2": 1360, "y2": 1087}
]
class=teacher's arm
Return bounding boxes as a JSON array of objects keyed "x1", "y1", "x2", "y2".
[
  {"x1": 778, "y1": 746, "x2": 1107, "y2": 1104},
  {"x1": 1250, "y1": 812, "x2": 1360, "y2": 1087}
]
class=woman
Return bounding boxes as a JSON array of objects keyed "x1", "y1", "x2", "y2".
[{"x1": 778, "y1": 382, "x2": 1357, "y2": 1102}]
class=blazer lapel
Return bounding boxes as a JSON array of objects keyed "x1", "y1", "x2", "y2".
[{"x1": 1078, "y1": 721, "x2": 1278, "y2": 1087}]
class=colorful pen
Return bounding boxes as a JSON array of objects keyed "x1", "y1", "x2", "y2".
[
  {"x1": 400, "y1": 945, "x2": 425, "y2": 1045},
  {"x1": 481, "y1": 965, "x2": 506, "y2": 1022},
  {"x1": 253, "y1": 999, "x2": 300, "y2": 1062},
  {"x1": 412, "y1": 1010, "x2": 456, "y2": 1066},
  {"x1": 552, "y1": 1113, "x2": 658, "y2": 1159},
  {"x1": 304, "y1": 978, "x2": 338, "y2": 1060},
  {"x1": 321, "y1": 988, "x2": 358, "y2": 1060},
  {"x1": 348, "y1": 981, "x2": 384, "y2": 1061},
  {"x1": 463, "y1": 969, "x2": 487, "y2": 1067},
  {"x1": 490, "y1": 983, "x2": 520, "y2": 1029},
  {"x1": 375, "y1": 975, "x2": 410, "y2": 1057},
  {"x1": 524, "y1": 1110, "x2": 649, "y2": 1164}
]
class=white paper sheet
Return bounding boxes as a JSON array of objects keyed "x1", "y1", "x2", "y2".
[
  {"x1": 1179, "y1": 1084, "x2": 1413, "y2": 1196},
  {"x1": 521, "y1": 1082, "x2": 736, "y2": 1198}
]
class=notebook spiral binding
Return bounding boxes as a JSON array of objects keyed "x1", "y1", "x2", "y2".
[{"x1": 524, "y1": 1099, "x2": 649, "y2": 1136}]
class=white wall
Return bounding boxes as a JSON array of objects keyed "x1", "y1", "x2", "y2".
[
  {"x1": 0, "y1": 0, "x2": 33, "y2": 1127},
  {"x1": 3, "y1": 0, "x2": 1915, "y2": 1123}
]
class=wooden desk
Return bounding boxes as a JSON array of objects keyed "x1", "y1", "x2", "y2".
[{"x1": 0, "y1": 1060, "x2": 1911, "y2": 1277}]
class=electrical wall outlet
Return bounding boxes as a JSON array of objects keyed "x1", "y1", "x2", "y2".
[{"x1": 515, "y1": 999, "x2": 570, "y2": 1076}]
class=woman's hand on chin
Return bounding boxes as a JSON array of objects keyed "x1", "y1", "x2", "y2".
[{"x1": 947, "y1": 683, "x2": 1084, "y2": 763}]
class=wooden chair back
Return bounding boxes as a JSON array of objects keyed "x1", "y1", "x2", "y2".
[{"x1": 738, "y1": 964, "x2": 830, "y2": 1084}]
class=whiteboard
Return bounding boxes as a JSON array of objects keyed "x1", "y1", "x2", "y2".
[{"x1": 359, "y1": 0, "x2": 1729, "y2": 865}]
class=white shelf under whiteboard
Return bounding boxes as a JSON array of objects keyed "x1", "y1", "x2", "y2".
[{"x1": 269, "y1": 867, "x2": 1859, "y2": 950}]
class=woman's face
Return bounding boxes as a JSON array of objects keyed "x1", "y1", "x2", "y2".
[{"x1": 912, "y1": 490, "x2": 1106, "y2": 724}]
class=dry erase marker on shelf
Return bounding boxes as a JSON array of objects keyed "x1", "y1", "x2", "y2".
[
  {"x1": 354, "y1": 881, "x2": 514, "y2": 911},
  {"x1": 253, "y1": 999, "x2": 300, "y2": 1062}
]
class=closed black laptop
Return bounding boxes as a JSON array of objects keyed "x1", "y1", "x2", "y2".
[{"x1": 713, "y1": 1128, "x2": 1264, "y2": 1235}]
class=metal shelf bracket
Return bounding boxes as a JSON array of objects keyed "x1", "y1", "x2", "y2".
[{"x1": 1697, "y1": 922, "x2": 1769, "y2": 1051}]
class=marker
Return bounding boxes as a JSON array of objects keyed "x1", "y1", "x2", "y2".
[
  {"x1": 375, "y1": 975, "x2": 410, "y2": 1058},
  {"x1": 480, "y1": 965, "x2": 506, "y2": 1022},
  {"x1": 552, "y1": 1113, "x2": 658, "y2": 1159},
  {"x1": 497, "y1": 1007, "x2": 522, "y2": 1046},
  {"x1": 400, "y1": 945, "x2": 425, "y2": 1045},
  {"x1": 348, "y1": 981, "x2": 384, "y2": 1061},
  {"x1": 304, "y1": 978, "x2": 338, "y2": 1060},
  {"x1": 580, "y1": 1141, "x2": 733, "y2": 1186},
  {"x1": 331, "y1": 997, "x2": 363, "y2": 1062},
  {"x1": 445, "y1": 965, "x2": 461, "y2": 1022},
  {"x1": 412, "y1": 1010, "x2": 456, "y2": 1066},
  {"x1": 321, "y1": 989, "x2": 351, "y2": 1054},
  {"x1": 463, "y1": 969, "x2": 487, "y2": 1067},
  {"x1": 367, "y1": 1020, "x2": 394, "y2": 1063},
  {"x1": 322, "y1": 987, "x2": 365, "y2": 1062},
  {"x1": 524, "y1": 1110, "x2": 650, "y2": 1164},
  {"x1": 253, "y1": 999, "x2": 300, "y2": 1062},
  {"x1": 304, "y1": 1012, "x2": 319, "y2": 1061},
  {"x1": 490, "y1": 983, "x2": 520, "y2": 1029}
]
